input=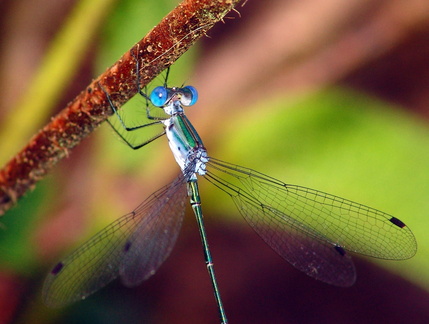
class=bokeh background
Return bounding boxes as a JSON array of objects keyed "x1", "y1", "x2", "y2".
[{"x1": 1, "y1": 0, "x2": 429, "y2": 323}]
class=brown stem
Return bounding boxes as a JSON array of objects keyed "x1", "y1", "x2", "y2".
[{"x1": 0, "y1": 0, "x2": 243, "y2": 215}]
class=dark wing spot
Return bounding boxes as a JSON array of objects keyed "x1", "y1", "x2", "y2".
[
  {"x1": 0, "y1": 194, "x2": 11, "y2": 204},
  {"x1": 124, "y1": 241, "x2": 132, "y2": 252},
  {"x1": 389, "y1": 217, "x2": 406, "y2": 228},
  {"x1": 334, "y1": 245, "x2": 347, "y2": 256},
  {"x1": 51, "y1": 262, "x2": 64, "y2": 275}
]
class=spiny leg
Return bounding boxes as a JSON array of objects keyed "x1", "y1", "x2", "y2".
[
  {"x1": 99, "y1": 47, "x2": 173, "y2": 150},
  {"x1": 99, "y1": 81, "x2": 165, "y2": 150},
  {"x1": 132, "y1": 46, "x2": 171, "y2": 122}
]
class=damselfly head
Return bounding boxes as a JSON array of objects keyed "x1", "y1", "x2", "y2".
[{"x1": 149, "y1": 86, "x2": 198, "y2": 108}]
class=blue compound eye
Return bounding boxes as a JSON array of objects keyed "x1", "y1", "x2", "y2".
[
  {"x1": 150, "y1": 86, "x2": 168, "y2": 107},
  {"x1": 180, "y1": 86, "x2": 198, "y2": 106}
]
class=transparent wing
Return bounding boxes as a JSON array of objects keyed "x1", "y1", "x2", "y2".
[
  {"x1": 42, "y1": 176, "x2": 187, "y2": 307},
  {"x1": 205, "y1": 158, "x2": 416, "y2": 286},
  {"x1": 119, "y1": 177, "x2": 187, "y2": 286}
]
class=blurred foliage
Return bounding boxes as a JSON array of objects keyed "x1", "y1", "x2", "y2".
[
  {"x1": 0, "y1": 178, "x2": 54, "y2": 275},
  {"x1": 0, "y1": 0, "x2": 118, "y2": 166},
  {"x1": 1, "y1": 0, "x2": 429, "y2": 323}
]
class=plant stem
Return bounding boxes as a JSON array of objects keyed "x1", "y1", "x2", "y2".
[{"x1": 0, "y1": 0, "x2": 243, "y2": 215}]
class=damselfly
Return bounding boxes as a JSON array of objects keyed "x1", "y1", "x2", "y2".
[{"x1": 42, "y1": 51, "x2": 417, "y2": 324}]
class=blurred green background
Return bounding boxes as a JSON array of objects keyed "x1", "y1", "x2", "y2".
[{"x1": 1, "y1": 0, "x2": 429, "y2": 323}]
